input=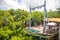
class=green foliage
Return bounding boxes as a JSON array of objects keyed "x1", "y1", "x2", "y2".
[
  {"x1": 0, "y1": 9, "x2": 59, "y2": 40},
  {"x1": 48, "y1": 11, "x2": 58, "y2": 18},
  {"x1": 32, "y1": 11, "x2": 43, "y2": 25},
  {"x1": 0, "y1": 9, "x2": 39, "y2": 40},
  {"x1": 57, "y1": 8, "x2": 60, "y2": 17},
  {"x1": 48, "y1": 9, "x2": 60, "y2": 18}
]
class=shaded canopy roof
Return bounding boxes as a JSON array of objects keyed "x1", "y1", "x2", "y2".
[{"x1": 46, "y1": 18, "x2": 60, "y2": 22}]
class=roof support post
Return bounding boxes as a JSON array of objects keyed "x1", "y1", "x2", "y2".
[
  {"x1": 29, "y1": 6, "x2": 32, "y2": 27},
  {"x1": 43, "y1": 0, "x2": 47, "y2": 32}
]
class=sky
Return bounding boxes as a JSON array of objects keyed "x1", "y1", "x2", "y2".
[{"x1": 0, "y1": 0, "x2": 60, "y2": 11}]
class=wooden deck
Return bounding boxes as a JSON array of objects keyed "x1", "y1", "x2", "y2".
[
  {"x1": 27, "y1": 25, "x2": 59, "y2": 40},
  {"x1": 31, "y1": 25, "x2": 43, "y2": 34},
  {"x1": 30, "y1": 25, "x2": 58, "y2": 34}
]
